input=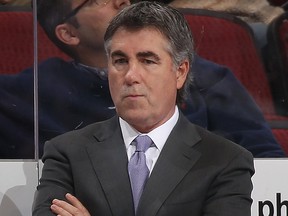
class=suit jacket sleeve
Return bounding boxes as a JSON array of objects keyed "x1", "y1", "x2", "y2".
[
  {"x1": 32, "y1": 117, "x2": 134, "y2": 216},
  {"x1": 32, "y1": 138, "x2": 75, "y2": 216}
]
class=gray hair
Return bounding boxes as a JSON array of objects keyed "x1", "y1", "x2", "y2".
[{"x1": 104, "y1": 1, "x2": 195, "y2": 104}]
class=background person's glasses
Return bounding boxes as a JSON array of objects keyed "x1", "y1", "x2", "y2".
[{"x1": 60, "y1": 0, "x2": 110, "y2": 24}]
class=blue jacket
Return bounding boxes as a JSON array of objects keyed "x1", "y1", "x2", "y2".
[{"x1": 0, "y1": 56, "x2": 285, "y2": 158}]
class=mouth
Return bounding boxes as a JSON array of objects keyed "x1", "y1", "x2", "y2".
[
  {"x1": 125, "y1": 94, "x2": 143, "y2": 98},
  {"x1": 123, "y1": 93, "x2": 144, "y2": 100}
]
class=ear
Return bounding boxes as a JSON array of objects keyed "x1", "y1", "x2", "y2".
[
  {"x1": 55, "y1": 23, "x2": 80, "y2": 45},
  {"x1": 176, "y1": 59, "x2": 189, "y2": 89}
]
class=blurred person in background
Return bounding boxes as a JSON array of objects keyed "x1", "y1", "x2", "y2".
[{"x1": 0, "y1": 0, "x2": 285, "y2": 158}]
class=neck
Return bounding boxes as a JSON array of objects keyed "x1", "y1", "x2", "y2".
[{"x1": 75, "y1": 48, "x2": 108, "y2": 69}]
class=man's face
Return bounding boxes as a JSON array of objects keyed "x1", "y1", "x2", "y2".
[
  {"x1": 108, "y1": 27, "x2": 188, "y2": 132},
  {"x1": 70, "y1": 0, "x2": 130, "y2": 49}
]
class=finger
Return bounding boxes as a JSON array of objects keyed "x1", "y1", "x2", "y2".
[
  {"x1": 51, "y1": 198, "x2": 76, "y2": 216},
  {"x1": 65, "y1": 193, "x2": 90, "y2": 215},
  {"x1": 51, "y1": 201, "x2": 72, "y2": 216}
]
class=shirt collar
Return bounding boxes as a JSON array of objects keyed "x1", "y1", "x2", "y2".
[{"x1": 120, "y1": 106, "x2": 179, "y2": 151}]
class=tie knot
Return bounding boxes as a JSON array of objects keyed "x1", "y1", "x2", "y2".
[{"x1": 134, "y1": 135, "x2": 153, "y2": 152}]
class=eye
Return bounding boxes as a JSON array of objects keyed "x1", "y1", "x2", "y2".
[
  {"x1": 113, "y1": 58, "x2": 128, "y2": 65},
  {"x1": 111, "y1": 57, "x2": 129, "y2": 71},
  {"x1": 141, "y1": 59, "x2": 156, "y2": 65}
]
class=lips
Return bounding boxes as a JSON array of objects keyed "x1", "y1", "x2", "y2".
[
  {"x1": 123, "y1": 93, "x2": 145, "y2": 101},
  {"x1": 126, "y1": 94, "x2": 141, "y2": 97},
  {"x1": 124, "y1": 94, "x2": 143, "y2": 100}
]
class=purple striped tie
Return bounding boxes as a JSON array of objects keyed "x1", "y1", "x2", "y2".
[{"x1": 128, "y1": 135, "x2": 153, "y2": 212}]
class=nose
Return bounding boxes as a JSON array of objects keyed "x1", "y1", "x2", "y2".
[
  {"x1": 125, "y1": 62, "x2": 140, "y2": 85},
  {"x1": 112, "y1": 0, "x2": 130, "y2": 10}
]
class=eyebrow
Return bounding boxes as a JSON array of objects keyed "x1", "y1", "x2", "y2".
[
  {"x1": 111, "y1": 50, "x2": 127, "y2": 58},
  {"x1": 110, "y1": 50, "x2": 161, "y2": 62},
  {"x1": 136, "y1": 51, "x2": 160, "y2": 61}
]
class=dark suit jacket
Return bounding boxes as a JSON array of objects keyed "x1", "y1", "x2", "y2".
[
  {"x1": 32, "y1": 113, "x2": 254, "y2": 216},
  {"x1": 0, "y1": 56, "x2": 285, "y2": 158}
]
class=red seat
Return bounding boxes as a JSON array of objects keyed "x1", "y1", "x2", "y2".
[
  {"x1": 180, "y1": 8, "x2": 280, "y2": 117},
  {"x1": 273, "y1": 129, "x2": 288, "y2": 153},
  {"x1": 0, "y1": 11, "x2": 69, "y2": 74},
  {"x1": 180, "y1": 8, "x2": 288, "y2": 153},
  {"x1": 265, "y1": 11, "x2": 288, "y2": 116}
]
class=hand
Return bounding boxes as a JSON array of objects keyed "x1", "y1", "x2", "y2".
[{"x1": 51, "y1": 193, "x2": 91, "y2": 216}]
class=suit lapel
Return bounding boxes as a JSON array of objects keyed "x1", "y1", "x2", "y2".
[
  {"x1": 85, "y1": 116, "x2": 134, "y2": 216},
  {"x1": 137, "y1": 114, "x2": 202, "y2": 216}
]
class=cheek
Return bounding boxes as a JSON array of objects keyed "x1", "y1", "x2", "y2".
[
  {"x1": 158, "y1": 73, "x2": 178, "y2": 99},
  {"x1": 159, "y1": 71, "x2": 178, "y2": 90},
  {"x1": 149, "y1": 77, "x2": 176, "y2": 103}
]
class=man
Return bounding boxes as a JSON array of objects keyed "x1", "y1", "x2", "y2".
[
  {"x1": 32, "y1": 2, "x2": 255, "y2": 215},
  {"x1": 0, "y1": 0, "x2": 285, "y2": 158}
]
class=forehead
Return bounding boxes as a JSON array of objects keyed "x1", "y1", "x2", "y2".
[{"x1": 109, "y1": 27, "x2": 170, "y2": 52}]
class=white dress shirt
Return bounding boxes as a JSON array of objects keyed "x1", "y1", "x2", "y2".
[{"x1": 119, "y1": 106, "x2": 179, "y2": 174}]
